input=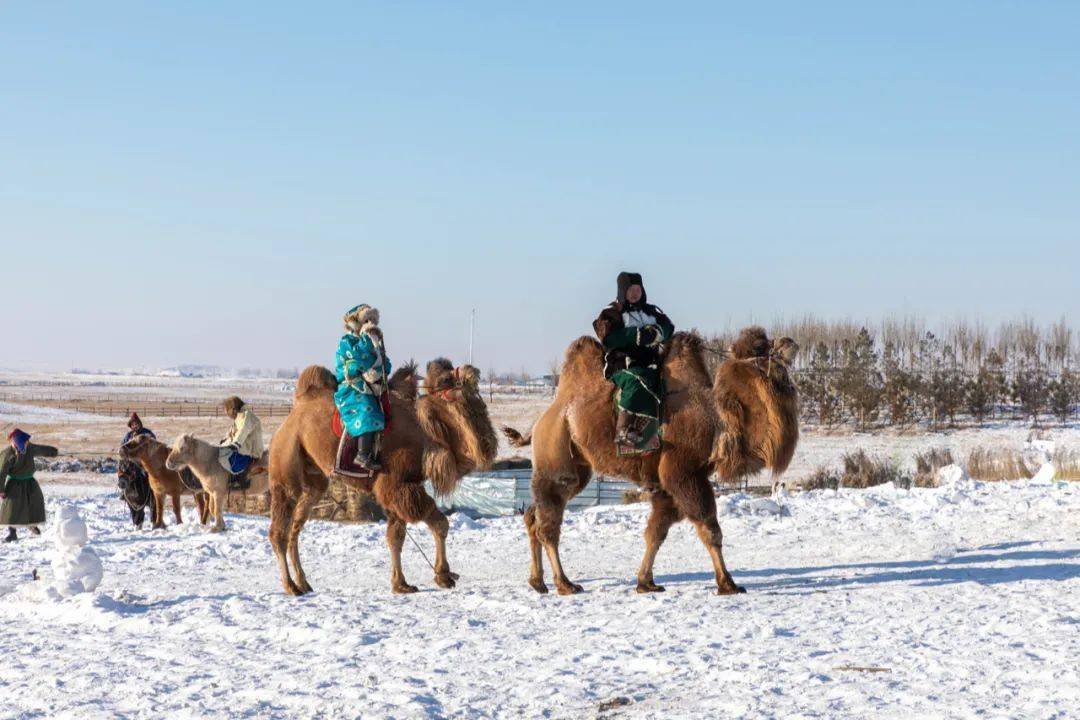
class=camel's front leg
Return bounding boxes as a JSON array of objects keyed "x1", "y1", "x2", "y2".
[
  {"x1": 636, "y1": 490, "x2": 682, "y2": 593},
  {"x1": 661, "y1": 465, "x2": 745, "y2": 595},
  {"x1": 422, "y1": 504, "x2": 457, "y2": 589},
  {"x1": 385, "y1": 512, "x2": 417, "y2": 594}
]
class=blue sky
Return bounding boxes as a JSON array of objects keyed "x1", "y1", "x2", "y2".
[{"x1": 2, "y1": 2, "x2": 1077, "y2": 373}]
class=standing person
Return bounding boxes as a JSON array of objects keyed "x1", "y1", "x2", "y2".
[
  {"x1": 592, "y1": 272, "x2": 675, "y2": 446},
  {"x1": 122, "y1": 412, "x2": 156, "y2": 445},
  {"x1": 218, "y1": 397, "x2": 264, "y2": 489},
  {"x1": 1, "y1": 429, "x2": 57, "y2": 542},
  {"x1": 334, "y1": 304, "x2": 392, "y2": 471}
]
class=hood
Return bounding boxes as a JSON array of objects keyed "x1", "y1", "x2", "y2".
[{"x1": 616, "y1": 271, "x2": 646, "y2": 308}]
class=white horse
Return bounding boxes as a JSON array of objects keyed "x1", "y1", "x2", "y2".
[{"x1": 165, "y1": 434, "x2": 270, "y2": 532}]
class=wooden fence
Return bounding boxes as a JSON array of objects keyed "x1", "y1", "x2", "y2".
[{"x1": 0, "y1": 393, "x2": 292, "y2": 418}]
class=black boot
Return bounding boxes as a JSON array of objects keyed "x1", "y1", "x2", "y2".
[
  {"x1": 4, "y1": 528, "x2": 16, "y2": 543},
  {"x1": 229, "y1": 468, "x2": 251, "y2": 491},
  {"x1": 616, "y1": 410, "x2": 643, "y2": 445},
  {"x1": 354, "y1": 432, "x2": 382, "y2": 472}
]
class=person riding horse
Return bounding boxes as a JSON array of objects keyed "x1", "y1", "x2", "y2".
[
  {"x1": 334, "y1": 304, "x2": 392, "y2": 471},
  {"x1": 593, "y1": 272, "x2": 675, "y2": 447},
  {"x1": 218, "y1": 397, "x2": 264, "y2": 490}
]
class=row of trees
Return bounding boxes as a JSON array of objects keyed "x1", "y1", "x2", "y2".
[{"x1": 790, "y1": 327, "x2": 1078, "y2": 428}]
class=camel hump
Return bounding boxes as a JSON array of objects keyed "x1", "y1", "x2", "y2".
[
  {"x1": 296, "y1": 365, "x2": 337, "y2": 400},
  {"x1": 559, "y1": 336, "x2": 605, "y2": 381}
]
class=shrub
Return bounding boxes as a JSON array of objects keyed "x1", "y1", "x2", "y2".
[
  {"x1": 1052, "y1": 446, "x2": 1080, "y2": 481},
  {"x1": 840, "y1": 449, "x2": 912, "y2": 489},
  {"x1": 801, "y1": 465, "x2": 841, "y2": 491},
  {"x1": 914, "y1": 447, "x2": 954, "y2": 487},
  {"x1": 966, "y1": 447, "x2": 1037, "y2": 481}
]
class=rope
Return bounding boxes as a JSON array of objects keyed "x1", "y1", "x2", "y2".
[{"x1": 406, "y1": 526, "x2": 434, "y2": 569}]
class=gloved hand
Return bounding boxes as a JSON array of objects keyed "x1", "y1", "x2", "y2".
[{"x1": 637, "y1": 325, "x2": 663, "y2": 348}]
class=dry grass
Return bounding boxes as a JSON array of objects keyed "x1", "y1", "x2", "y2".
[
  {"x1": 800, "y1": 450, "x2": 911, "y2": 490},
  {"x1": 1052, "y1": 447, "x2": 1080, "y2": 480},
  {"x1": 965, "y1": 447, "x2": 1038, "y2": 481},
  {"x1": 839, "y1": 450, "x2": 912, "y2": 489},
  {"x1": 914, "y1": 447, "x2": 955, "y2": 488},
  {"x1": 800, "y1": 465, "x2": 842, "y2": 491}
]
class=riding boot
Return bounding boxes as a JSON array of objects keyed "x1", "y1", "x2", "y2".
[
  {"x1": 29, "y1": 526, "x2": 40, "y2": 536},
  {"x1": 354, "y1": 432, "x2": 383, "y2": 472},
  {"x1": 3, "y1": 528, "x2": 16, "y2": 543},
  {"x1": 616, "y1": 410, "x2": 643, "y2": 445},
  {"x1": 230, "y1": 468, "x2": 251, "y2": 491}
]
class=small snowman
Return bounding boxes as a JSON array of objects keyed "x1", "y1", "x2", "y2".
[{"x1": 47, "y1": 506, "x2": 103, "y2": 598}]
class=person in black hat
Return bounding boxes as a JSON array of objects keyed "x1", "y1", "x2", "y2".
[
  {"x1": 122, "y1": 413, "x2": 156, "y2": 445},
  {"x1": 592, "y1": 272, "x2": 675, "y2": 445}
]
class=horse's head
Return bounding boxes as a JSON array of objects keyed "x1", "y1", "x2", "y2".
[
  {"x1": 165, "y1": 434, "x2": 196, "y2": 471},
  {"x1": 116, "y1": 460, "x2": 139, "y2": 491},
  {"x1": 119, "y1": 433, "x2": 149, "y2": 460}
]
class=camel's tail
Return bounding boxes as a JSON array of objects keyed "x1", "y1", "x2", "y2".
[{"x1": 501, "y1": 426, "x2": 532, "y2": 448}]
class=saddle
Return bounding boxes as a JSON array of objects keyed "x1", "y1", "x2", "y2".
[{"x1": 331, "y1": 410, "x2": 379, "y2": 490}]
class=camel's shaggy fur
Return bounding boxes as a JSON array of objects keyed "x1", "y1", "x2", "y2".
[
  {"x1": 267, "y1": 360, "x2": 497, "y2": 596},
  {"x1": 502, "y1": 328, "x2": 798, "y2": 596},
  {"x1": 120, "y1": 434, "x2": 210, "y2": 529}
]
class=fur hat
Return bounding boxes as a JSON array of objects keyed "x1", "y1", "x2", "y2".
[
  {"x1": 344, "y1": 304, "x2": 381, "y2": 335},
  {"x1": 8, "y1": 428, "x2": 30, "y2": 452},
  {"x1": 223, "y1": 396, "x2": 245, "y2": 417},
  {"x1": 616, "y1": 272, "x2": 646, "y2": 307},
  {"x1": 127, "y1": 412, "x2": 143, "y2": 429}
]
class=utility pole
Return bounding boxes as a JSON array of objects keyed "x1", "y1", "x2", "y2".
[{"x1": 468, "y1": 308, "x2": 476, "y2": 365}]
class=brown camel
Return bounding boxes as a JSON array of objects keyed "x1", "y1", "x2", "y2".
[
  {"x1": 120, "y1": 434, "x2": 210, "y2": 528},
  {"x1": 502, "y1": 327, "x2": 799, "y2": 596},
  {"x1": 268, "y1": 359, "x2": 498, "y2": 596}
]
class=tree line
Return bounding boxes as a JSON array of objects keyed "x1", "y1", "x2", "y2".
[{"x1": 708, "y1": 316, "x2": 1079, "y2": 428}]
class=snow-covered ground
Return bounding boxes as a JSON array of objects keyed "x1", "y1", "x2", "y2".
[{"x1": 1, "y1": 477, "x2": 1077, "y2": 718}]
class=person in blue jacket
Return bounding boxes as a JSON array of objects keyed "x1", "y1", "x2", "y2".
[{"x1": 334, "y1": 304, "x2": 392, "y2": 471}]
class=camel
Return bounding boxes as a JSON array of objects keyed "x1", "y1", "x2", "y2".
[
  {"x1": 119, "y1": 435, "x2": 210, "y2": 529},
  {"x1": 502, "y1": 327, "x2": 799, "y2": 596},
  {"x1": 268, "y1": 359, "x2": 497, "y2": 596},
  {"x1": 164, "y1": 435, "x2": 270, "y2": 532}
]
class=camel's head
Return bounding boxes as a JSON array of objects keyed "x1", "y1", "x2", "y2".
[
  {"x1": 119, "y1": 434, "x2": 149, "y2": 460},
  {"x1": 423, "y1": 358, "x2": 482, "y2": 402},
  {"x1": 419, "y1": 358, "x2": 498, "y2": 480},
  {"x1": 772, "y1": 337, "x2": 799, "y2": 366},
  {"x1": 165, "y1": 434, "x2": 196, "y2": 471}
]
